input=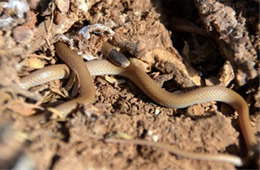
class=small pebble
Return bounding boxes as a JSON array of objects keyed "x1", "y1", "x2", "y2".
[
  {"x1": 154, "y1": 108, "x2": 161, "y2": 115},
  {"x1": 13, "y1": 26, "x2": 34, "y2": 44},
  {"x1": 56, "y1": 0, "x2": 70, "y2": 13}
]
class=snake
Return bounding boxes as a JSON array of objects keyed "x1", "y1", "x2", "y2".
[{"x1": 19, "y1": 41, "x2": 257, "y2": 166}]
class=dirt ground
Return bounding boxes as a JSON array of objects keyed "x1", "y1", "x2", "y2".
[{"x1": 0, "y1": 0, "x2": 259, "y2": 169}]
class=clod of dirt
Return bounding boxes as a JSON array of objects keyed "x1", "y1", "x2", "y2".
[
  {"x1": 194, "y1": 0, "x2": 258, "y2": 86},
  {"x1": 56, "y1": 0, "x2": 70, "y2": 13},
  {"x1": 13, "y1": 26, "x2": 34, "y2": 44}
]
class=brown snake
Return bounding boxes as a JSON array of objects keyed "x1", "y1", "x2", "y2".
[{"x1": 19, "y1": 41, "x2": 257, "y2": 166}]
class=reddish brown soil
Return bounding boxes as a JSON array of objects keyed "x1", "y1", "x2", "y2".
[{"x1": 0, "y1": 0, "x2": 259, "y2": 169}]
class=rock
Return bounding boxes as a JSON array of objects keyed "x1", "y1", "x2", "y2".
[{"x1": 13, "y1": 26, "x2": 34, "y2": 44}]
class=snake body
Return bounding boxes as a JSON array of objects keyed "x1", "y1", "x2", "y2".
[{"x1": 19, "y1": 42, "x2": 257, "y2": 165}]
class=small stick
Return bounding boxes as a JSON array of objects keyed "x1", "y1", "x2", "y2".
[{"x1": 105, "y1": 138, "x2": 243, "y2": 166}]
